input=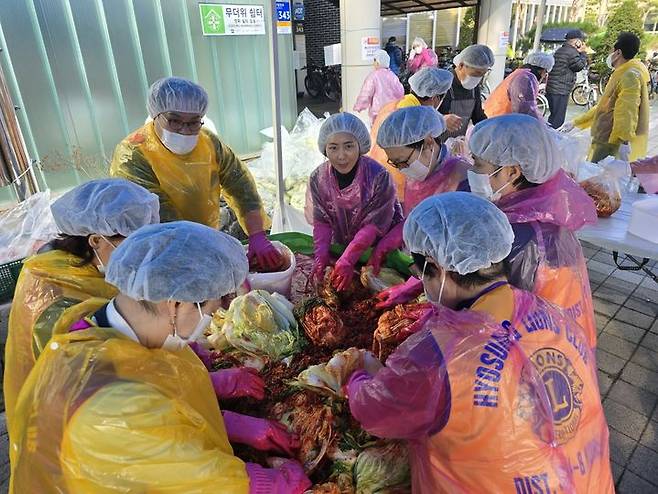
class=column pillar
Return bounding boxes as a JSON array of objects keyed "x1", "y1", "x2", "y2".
[
  {"x1": 511, "y1": 1, "x2": 521, "y2": 54},
  {"x1": 477, "y1": 0, "x2": 514, "y2": 90},
  {"x1": 340, "y1": 0, "x2": 380, "y2": 112}
]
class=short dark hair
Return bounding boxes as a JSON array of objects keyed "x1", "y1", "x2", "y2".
[
  {"x1": 388, "y1": 36, "x2": 396, "y2": 43},
  {"x1": 411, "y1": 252, "x2": 509, "y2": 290},
  {"x1": 614, "y1": 32, "x2": 641, "y2": 60},
  {"x1": 49, "y1": 233, "x2": 123, "y2": 267},
  {"x1": 49, "y1": 235, "x2": 95, "y2": 266}
]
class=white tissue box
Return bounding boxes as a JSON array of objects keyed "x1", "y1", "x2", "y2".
[{"x1": 629, "y1": 197, "x2": 658, "y2": 244}]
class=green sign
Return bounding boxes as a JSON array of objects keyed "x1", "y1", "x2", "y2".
[
  {"x1": 199, "y1": 3, "x2": 266, "y2": 36},
  {"x1": 200, "y1": 4, "x2": 226, "y2": 35}
]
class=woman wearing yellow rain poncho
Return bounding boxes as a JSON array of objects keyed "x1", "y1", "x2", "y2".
[
  {"x1": 110, "y1": 76, "x2": 283, "y2": 271},
  {"x1": 9, "y1": 221, "x2": 310, "y2": 493},
  {"x1": 3, "y1": 178, "x2": 159, "y2": 432}
]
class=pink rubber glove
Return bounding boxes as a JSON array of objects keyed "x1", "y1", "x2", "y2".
[
  {"x1": 188, "y1": 341, "x2": 215, "y2": 370},
  {"x1": 247, "y1": 232, "x2": 284, "y2": 271},
  {"x1": 246, "y1": 461, "x2": 311, "y2": 494},
  {"x1": 312, "y1": 222, "x2": 333, "y2": 284},
  {"x1": 223, "y1": 411, "x2": 299, "y2": 457},
  {"x1": 331, "y1": 224, "x2": 379, "y2": 291},
  {"x1": 368, "y1": 222, "x2": 404, "y2": 275},
  {"x1": 210, "y1": 367, "x2": 265, "y2": 400},
  {"x1": 375, "y1": 276, "x2": 423, "y2": 309}
]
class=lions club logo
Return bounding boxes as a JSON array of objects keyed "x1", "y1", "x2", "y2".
[{"x1": 520, "y1": 347, "x2": 584, "y2": 445}]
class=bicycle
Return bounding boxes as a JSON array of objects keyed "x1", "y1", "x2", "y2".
[
  {"x1": 537, "y1": 82, "x2": 549, "y2": 117},
  {"x1": 323, "y1": 65, "x2": 342, "y2": 102},
  {"x1": 571, "y1": 67, "x2": 598, "y2": 109},
  {"x1": 304, "y1": 65, "x2": 325, "y2": 98}
]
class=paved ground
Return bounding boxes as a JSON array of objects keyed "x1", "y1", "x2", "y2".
[{"x1": 0, "y1": 99, "x2": 655, "y2": 491}]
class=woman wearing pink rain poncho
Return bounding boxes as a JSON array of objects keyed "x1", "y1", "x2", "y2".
[
  {"x1": 306, "y1": 112, "x2": 402, "y2": 290},
  {"x1": 367, "y1": 105, "x2": 471, "y2": 275},
  {"x1": 353, "y1": 50, "x2": 405, "y2": 125},
  {"x1": 345, "y1": 193, "x2": 614, "y2": 493},
  {"x1": 377, "y1": 113, "x2": 599, "y2": 350},
  {"x1": 407, "y1": 37, "x2": 438, "y2": 74}
]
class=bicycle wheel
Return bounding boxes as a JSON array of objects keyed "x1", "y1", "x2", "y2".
[
  {"x1": 537, "y1": 94, "x2": 549, "y2": 117},
  {"x1": 304, "y1": 72, "x2": 323, "y2": 98},
  {"x1": 599, "y1": 74, "x2": 610, "y2": 95},
  {"x1": 571, "y1": 85, "x2": 588, "y2": 106},
  {"x1": 324, "y1": 76, "x2": 341, "y2": 102}
]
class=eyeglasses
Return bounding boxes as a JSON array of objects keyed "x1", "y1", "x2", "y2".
[
  {"x1": 386, "y1": 148, "x2": 416, "y2": 169},
  {"x1": 158, "y1": 113, "x2": 204, "y2": 133}
]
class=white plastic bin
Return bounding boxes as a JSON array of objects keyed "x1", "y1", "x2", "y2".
[
  {"x1": 244, "y1": 241, "x2": 297, "y2": 297},
  {"x1": 629, "y1": 197, "x2": 658, "y2": 244}
]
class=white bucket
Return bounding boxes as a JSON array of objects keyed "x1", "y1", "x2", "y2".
[
  {"x1": 244, "y1": 241, "x2": 296, "y2": 297},
  {"x1": 629, "y1": 197, "x2": 658, "y2": 244}
]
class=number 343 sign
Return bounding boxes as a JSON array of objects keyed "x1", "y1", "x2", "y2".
[{"x1": 276, "y1": 1, "x2": 292, "y2": 34}]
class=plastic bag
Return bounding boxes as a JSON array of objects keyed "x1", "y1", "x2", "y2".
[
  {"x1": 359, "y1": 266, "x2": 406, "y2": 293},
  {"x1": 444, "y1": 136, "x2": 472, "y2": 164},
  {"x1": 0, "y1": 191, "x2": 58, "y2": 264},
  {"x1": 549, "y1": 128, "x2": 590, "y2": 177},
  {"x1": 249, "y1": 108, "x2": 328, "y2": 218},
  {"x1": 577, "y1": 156, "x2": 631, "y2": 217}
]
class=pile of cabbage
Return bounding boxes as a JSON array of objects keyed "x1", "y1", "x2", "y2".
[{"x1": 206, "y1": 277, "x2": 413, "y2": 492}]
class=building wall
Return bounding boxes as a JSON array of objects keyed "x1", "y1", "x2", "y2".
[{"x1": 304, "y1": 0, "x2": 341, "y2": 66}]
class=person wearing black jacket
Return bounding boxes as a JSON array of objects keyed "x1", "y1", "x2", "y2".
[
  {"x1": 545, "y1": 29, "x2": 588, "y2": 128},
  {"x1": 384, "y1": 37, "x2": 404, "y2": 76},
  {"x1": 437, "y1": 44, "x2": 494, "y2": 138}
]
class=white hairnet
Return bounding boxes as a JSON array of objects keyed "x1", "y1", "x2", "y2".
[
  {"x1": 106, "y1": 221, "x2": 248, "y2": 303},
  {"x1": 377, "y1": 106, "x2": 446, "y2": 148},
  {"x1": 469, "y1": 114, "x2": 562, "y2": 184},
  {"x1": 525, "y1": 51, "x2": 555, "y2": 72},
  {"x1": 403, "y1": 192, "x2": 514, "y2": 275},
  {"x1": 318, "y1": 112, "x2": 371, "y2": 155},
  {"x1": 374, "y1": 49, "x2": 390, "y2": 68},
  {"x1": 147, "y1": 77, "x2": 208, "y2": 118},
  {"x1": 409, "y1": 67, "x2": 454, "y2": 98},
  {"x1": 51, "y1": 179, "x2": 160, "y2": 237},
  {"x1": 453, "y1": 44, "x2": 495, "y2": 69},
  {"x1": 412, "y1": 37, "x2": 428, "y2": 49}
]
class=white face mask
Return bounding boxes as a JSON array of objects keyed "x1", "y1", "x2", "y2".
[
  {"x1": 400, "y1": 143, "x2": 435, "y2": 182},
  {"x1": 159, "y1": 127, "x2": 199, "y2": 155},
  {"x1": 422, "y1": 260, "x2": 446, "y2": 307},
  {"x1": 461, "y1": 75, "x2": 482, "y2": 90},
  {"x1": 467, "y1": 168, "x2": 511, "y2": 202},
  {"x1": 606, "y1": 52, "x2": 617, "y2": 70},
  {"x1": 162, "y1": 303, "x2": 211, "y2": 351}
]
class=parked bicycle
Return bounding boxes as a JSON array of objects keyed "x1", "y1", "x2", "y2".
[
  {"x1": 571, "y1": 66, "x2": 598, "y2": 109},
  {"x1": 537, "y1": 82, "x2": 549, "y2": 117},
  {"x1": 303, "y1": 64, "x2": 342, "y2": 102}
]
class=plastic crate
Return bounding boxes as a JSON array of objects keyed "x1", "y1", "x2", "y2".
[{"x1": 0, "y1": 259, "x2": 24, "y2": 304}]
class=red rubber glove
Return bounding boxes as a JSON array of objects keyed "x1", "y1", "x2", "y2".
[
  {"x1": 312, "y1": 222, "x2": 333, "y2": 284},
  {"x1": 223, "y1": 411, "x2": 299, "y2": 457},
  {"x1": 331, "y1": 224, "x2": 379, "y2": 291},
  {"x1": 375, "y1": 276, "x2": 423, "y2": 309},
  {"x1": 368, "y1": 222, "x2": 404, "y2": 275},
  {"x1": 246, "y1": 460, "x2": 311, "y2": 494},
  {"x1": 210, "y1": 367, "x2": 265, "y2": 400},
  {"x1": 247, "y1": 232, "x2": 283, "y2": 271}
]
